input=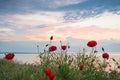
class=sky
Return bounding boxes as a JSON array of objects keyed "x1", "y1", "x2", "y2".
[{"x1": 0, "y1": 0, "x2": 120, "y2": 53}]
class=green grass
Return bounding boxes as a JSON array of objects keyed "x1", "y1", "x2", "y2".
[{"x1": 0, "y1": 52, "x2": 120, "y2": 80}]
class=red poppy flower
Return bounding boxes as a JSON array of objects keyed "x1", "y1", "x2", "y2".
[
  {"x1": 5, "y1": 53, "x2": 15, "y2": 60},
  {"x1": 61, "y1": 45, "x2": 67, "y2": 50},
  {"x1": 50, "y1": 36, "x2": 53, "y2": 40},
  {"x1": 87, "y1": 40, "x2": 97, "y2": 47},
  {"x1": 49, "y1": 46, "x2": 57, "y2": 52},
  {"x1": 102, "y1": 53, "x2": 109, "y2": 59},
  {"x1": 79, "y1": 64, "x2": 84, "y2": 70},
  {"x1": 45, "y1": 68, "x2": 52, "y2": 76},
  {"x1": 48, "y1": 73, "x2": 55, "y2": 80}
]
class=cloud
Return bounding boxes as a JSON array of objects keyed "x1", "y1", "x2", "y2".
[
  {"x1": 0, "y1": 28, "x2": 15, "y2": 41},
  {"x1": 60, "y1": 0, "x2": 120, "y2": 19},
  {"x1": 35, "y1": 25, "x2": 48, "y2": 28},
  {"x1": 0, "y1": 0, "x2": 84, "y2": 15},
  {"x1": 0, "y1": 0, "x2": 119, "y2": 18},
  {"x1": 43, "y1": 0, "x2": 84, "y2": 8},
  {"x1": 54, "y1": 26, "x2": 120, "y2": 41},
  {"x1": 60, "y1": 12, "x2": 120, "y2": 28},
  {"x1": 0, "y1": 11, "x2": 64, "y2": 41},
  {"x1": 0, "y1": 0, "x2": 120, "y2": 52},
  {"x1": 8, "y1": 26, "x2": 119, "y2": 42},
  {"x1": 0, "y1": 11, "x2": 120, "y2": 42},
  {"x1": 0, "y1": 28, "x2": 15, "y2": 36},
  {"x1": 10, "y1": 11, "x2": 64, "y2": 28},
  {"x1": 24, "y1": 27, "x2": 56, "y2": 41}
]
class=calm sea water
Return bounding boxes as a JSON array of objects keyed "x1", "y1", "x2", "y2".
[{"x1": 0, "y1": 52, "x2": 120, "y2": 64}]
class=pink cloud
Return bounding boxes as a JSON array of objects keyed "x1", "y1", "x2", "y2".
[
  {"x1": 54, "y1": 26, "x2": 120, "y2": 40},
  {"x1": 23, "y1": 27, "x2": 55, "y2": 41},
  {"x1": 11, "y1": 26, "x2": 120, "y2": 41}
]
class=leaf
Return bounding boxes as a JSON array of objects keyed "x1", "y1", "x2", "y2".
[
  {"x1": 112, "y1": 58, "x2": 116, "y2": 62},
  {"x1": 94, "y1": 50, "x2": 98, "y2": 53},
  {"x1": 37, "y1": 45, "x2": 39, "y2": 47},
  {"x1": 45, "y1": 44, "x2": 49, "y2": 47},
  {"x1": 102, "y1": 47, "x2": 105, "y2": 52},
  {"x1": 68, "y1": 45, "x2": 70, "y2": 48}
]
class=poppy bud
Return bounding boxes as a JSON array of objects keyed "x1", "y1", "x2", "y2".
[{"x1": 50, "y1": 36, "x2": 53, "y2": 40}]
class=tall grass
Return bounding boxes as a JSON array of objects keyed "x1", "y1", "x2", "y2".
[{"x1": 0, "y1": 52, "x2": 120, "y2": 80}]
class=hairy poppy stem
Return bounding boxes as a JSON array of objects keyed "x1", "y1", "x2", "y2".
[
  {"x1": 90, "y1": 47, "x2": 94, "y2": 57},
  {"x1": 37, "y1": 45, "x2": 39, "y2": 54}
]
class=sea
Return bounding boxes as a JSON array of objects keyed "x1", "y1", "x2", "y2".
[{"x1": 0, "y1": 52, "x2": 120, "y2": 64}]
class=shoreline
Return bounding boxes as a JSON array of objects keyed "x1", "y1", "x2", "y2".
[{"x1": 0, "y1": 53, "x2": 120, "y2": 64}]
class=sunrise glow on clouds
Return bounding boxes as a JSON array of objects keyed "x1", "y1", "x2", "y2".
[
  {"x1": 0, "y1": 0, "x2": 120, "y2": 52},
  {"x1": 1, "y1": 11, "x2": 120, "y2": 41}
]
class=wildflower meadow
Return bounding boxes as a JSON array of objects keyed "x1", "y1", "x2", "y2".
[{"x1": 0, "y1": 36, "x2": 120, "y2": 80}]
